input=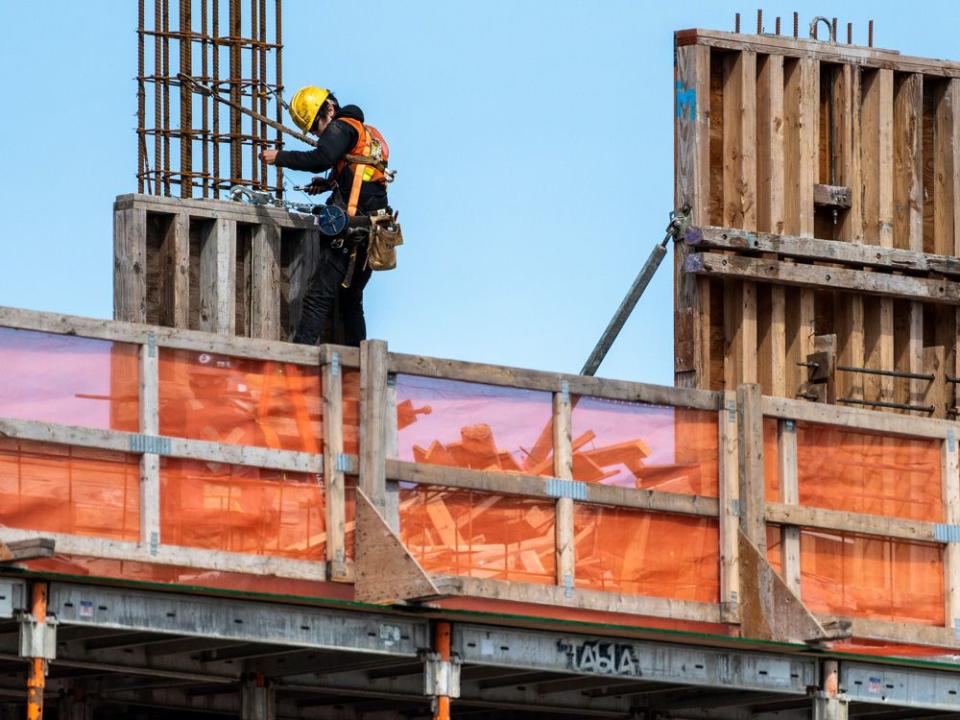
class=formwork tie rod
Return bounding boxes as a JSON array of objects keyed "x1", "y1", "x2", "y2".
[
  {"x1": 836, "y1": 365, "x2": 935, "y2": 382},
  {"x1": 580, "y1": 205, "x2": 690, "y2": 377},
  {"x1": 838, "y1": 397, "x2": 935, "y2": 414}
]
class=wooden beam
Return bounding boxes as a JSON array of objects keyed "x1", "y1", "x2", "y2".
[
  {"x1": 813, "y1": 184, "x2": 852, "y2": 209},
  {"x1": 198, "y1": 217, "x2": 237, "y2": 335},
  {"x1": 765, "y1": 503, "x2": 942, "y2": 543},
  {"x1": 249, "y1": 223, "x2": 281, "y2": 341},
  {"x1": 323, "y1": 353, "x2": 348, "y2": 580},
  {"x1": 0, "y1": 538, "x2": 56, "y2": 563},
  {"x1": 718, "y1": 392, "x2": 740, "y2": 623},
  {"x1": 384, "y1": 460, "x2": 720, "y2": 518},
  {"x1": 553, "y1": 386, "x2": 575, "y2": 593},
  {"x1": 686, "y1": 252, "x2": 960, "y2": 305},
  {"x1": 114, "y1": 206, "x2": 148, "y2": 323},
  {"x1": 943, "y1": 431, "x2": 960, "y2": 629},
  {"x1": 160, "y1": 212, "x2": 190, "y2": 328},
  {"x1": 778, "y1": 420, "x2": 801, "y2": 595},
  {"x1": 139, "y1": 336, "x2": 160, "y2": 555},
  {"x1": 736, "y1": 384, "x2": 765, "y2": 552},
  {"x1": 359, "y1": 340, "x2": 389, "y2": 514},
  {"x1": 674, "y1": 43, "x2": 712, "y2": 389},
  {"x1": 115, "y1": 193, "x2": 317, "y2": 230}
]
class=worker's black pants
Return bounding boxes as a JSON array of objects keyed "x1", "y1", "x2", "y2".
[{"x1": 293, "y1": 243, "x2": 372, "y2": 347}]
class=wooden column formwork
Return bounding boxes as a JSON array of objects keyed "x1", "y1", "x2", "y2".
[
  {"x1": 114, "y1": 194, "x2": 322, "y2": 342},
  {"x1": 675, "y1": 30, "x2": 960, "y2": 418}
]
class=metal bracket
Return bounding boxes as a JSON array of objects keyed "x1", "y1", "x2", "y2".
[
  {"x1": 19, "y1": 613, "x2": 57, "y2": 660},
  {"x1": 934, "y1": 524, "x2": 960, "y2": 543},
  {"x1": 546, "y1": 478, "x2": 587, "y2": 501},
  {"x1": 129, "y1": 434, "x2": 172, "y2": 455},
  {"x1": 335, "y1": 453, "x2": 354, "y2": 474},
  {"x1": 146, "y1": 331, "x2": 157, "y2": 359},
  {"x1": 423, "y1": 652, "x2": 461, "y2": 698},
  {"x1": 559, "y1": 380, "x2": 570, "y2": 405},
  {"x1": 329, "y1": 352, "x2": 341, "y2": 378}
]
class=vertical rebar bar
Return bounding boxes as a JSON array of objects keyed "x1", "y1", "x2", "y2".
[
  {"x1": 735, "y1": 12, "x2": 740, "y2": 33},
  {"x1": 868, "y1": 20, "x2": 874, "y2": 47},
  {"x1": 213, "y1": 0, "x2": 220, "y2": 195},
  {"x1": 775, "y1": 16, "x2": 781, "y2": 35},
  {"x1": 162, "y1": 0, "x2": 171, "y2": 194},
  {"x1": 201, "y1": 0, "x2": 209, "y2": 197},
  {"x1": 138, "y1": 0, "x2": 146, "y2": 193},
  {"x1": 847, "y1": 22, "x2": 852, "y2": 44},
  {"x1": 229, "y1": 0, "x2": 242, "y2": 186},
  {"x1": 154, "y1": 0, "x2": 162, "y2": 195},
  {"x1": 179, "y1": 0, "x2": 192, "y2": 197},
  {"x1": 756, "y1": 9, "x2": 762, "y2": 34},
  {"x1": 793, "y1": 11, "x2": 799, "y2": 38},
  {"x1": 250, "y1": 0, "x2": 259, "y2": 188},
  {"x1": 275, "y1": 0, "x2": 283, "y2": 197},
  {"x1": 259, "y1": 0, "x2": 268, "y2": 190}
]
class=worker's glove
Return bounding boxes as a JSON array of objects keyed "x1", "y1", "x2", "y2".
[{"x1": 305, "y1": 176, "x2": 336, "y2": 195}]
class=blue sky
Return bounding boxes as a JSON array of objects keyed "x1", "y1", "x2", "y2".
[{"x1": 2, "y1": 1, "x2": 959, "y2": 385}]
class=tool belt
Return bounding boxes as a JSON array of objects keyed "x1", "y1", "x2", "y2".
[{"x1": 330, "y1": 210, "x2": 403, "y2": 289}]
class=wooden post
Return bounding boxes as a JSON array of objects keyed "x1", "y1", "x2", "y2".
[
  {"x1": 113, "y1": 206, "x2": 148, "y2": 323},
  {"x1": 385, "y1": 374, "x2": 400, "y2": 532},
  {"x1": 156, "y1": 212, "x2": 190, "y2": 329},
  {"x1": 719, "y1": 391, "x2": 740, "y2": 622},
  {"x1": 675, "y1": 43, "x2": 712, "y2": 389},
  {"x1": 943, "y1": 431, "x2": 960, "y2": 631},
  {"x1": 199, "y1": 217, "x2": 237, "y2": 335},
  {"x1": 322, "y1": 351, "x2": 347, "y2": 580},
  {"x1": 553, "y1": 383, "x2": 575, "y2": 593},
  {"x1": 250, "y1": 223, "x2": 281, "y2": 340},
  {"x1": 737, "y1": 384, "x2": 765, "y2": 553},
  {"x1": 360, "y1": 340, "x2": 388, "y2": 515},
  {"x1": 139, "y1": 333, "x2": 160, "y2": 555},
  {"x1": 722, "y1": 51, "x2": 758, "y2": 390},
  {"x1": 779, "y1": 419, "x2": 801, "y2": 595}
]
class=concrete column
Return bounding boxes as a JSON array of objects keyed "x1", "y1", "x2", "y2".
[{"x1": 241, "y1": 675, "x2": 276, "y2": 720}]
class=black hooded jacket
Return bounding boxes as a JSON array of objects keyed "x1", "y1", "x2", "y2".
[{"x1": 275, "y1": 104, "x2": 389, "y2": 214}]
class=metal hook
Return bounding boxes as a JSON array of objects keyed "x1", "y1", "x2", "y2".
[{"x1": 809, "y1": 16, "x2": 836, "y2": 42}]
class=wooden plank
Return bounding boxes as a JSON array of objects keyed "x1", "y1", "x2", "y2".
[
  {"x1": 0, "y1": 417, "x2": 324, "y2": 474},
  {"x1": 323, "y1": 353, "x2": 347, "y2": 580},
  {"x1": 943, "y1": 431, "x2": 960, "y2": 630},
  {"x1": 761, "y1": 395, "x2": 951, "y2": 439},
  {"x1": 115, "y1": 193, "x2": 317, "y2": 229},
  {"x1": 935, "y1": 80, "x2": 960, "y2": 418},
  {"x1": 718, "y1": 392, "x2": 740, "y2": 623},
  {"x1": 553, "y1": 387, "x2": 574, "y2": 591},
  {"x1": 427, "y1": 576, "x2": 722, "y2": 624},
  {"x1": 835, "y1": 617, "x2": 960, "y2": 650},
  {"x1": 359, "y1": 340, "x2": 389, "y2": 514},
  {"x1": 113, "y1": 207, "x2": 148, "y2": 323},
  {"x1": 674, "y1": 43, "x2": 712, "y2": 389},
  {"x1": 688, "y1": 226, "x2": 960, "y2": 276},
  {"x1": 354, "y1": 489, "x2": 439, "y2": 604},
  {"x1": 686, "y1": 252, "x2": 960, "y2": 305},
  {"x1": 722, "y1": 50, "x2": 758, "y2": 390},
  {"x1": 736, "y1": 384, "x2": 764, "y2": 552},
  {"x1": 778, "y1": 420, "x2": 801, "y2": 595},
  {"x1": 250, "y1": 223, "x2": 282, "y2": 341},
  {"x1": 0, "y1": 527, "x2": 326, "y2": 582},
  {"x1": 384, "y1": 460, "x2": 720, "y2": 518},
  {"x1": 160, "y1": 212, "x2": 190, "y2": 328},
  {"x1": 384, "y1": 375, "x2": 400, "y2": 533},
  {"x1": 139, "y1": 336, "x2": 160, "y2": 554},
  {"x1": 0, "y1": 538, "x2": 56, "y2": 563},
  {"x1": 765, "y1": 503, "x2": 942, "y2": 543},
  {"x1": 677, "y1": 29, "x2": 960, "y2": 80},
  {"x1": 812, "y1": 184, "x2": 853, "y2": 209},
  {"x1": 388, "y1": 352, "x2": 722, "y2": 410},
  {"x1": 0, "y1": 305, "x2": 320, "y2": 365},
  {"x1": 199, "y1": 217, "x2": 237, "y2": 335}
]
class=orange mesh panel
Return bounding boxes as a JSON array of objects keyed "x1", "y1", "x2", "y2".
[
  {"x1": 766, "y1": 525, "x2": 783, "y2": 576},
  {"x1": 0, "y1": 438, "x2": 140, "y2": 541},
  {"x1": 574, "y1": 505, "x2": 720, "y2": 602},
  {"x1": 800, "y1": 529, "x2": 944, "y2": 625},
  {"x1": 158, "y1": 349, "x2": 322, "y2": 453},
  {"x1": 0, "y1": 327, "x2": 139, "y2": 431},
  {"x1": 763, "y1": 418, "x2": 780, "y2": 501},
  {"x1": 569, "y1": 398, "x2": 719, "y2": 495},
  {"x1": 399, "y1": 487, "x2": 556, "y2": 585},
  {"x1": 160, "y1": 458, "x2": 324, "y2": 560},
  {"x1": 344, "y1": 475, "x2": 357, "y2": 560},
  {"x1": 343, "y1": 369, "x2": 360, "y2": 455},
  {"x1": 395, "y1": 375, "x2": 554, "y2": 475}
]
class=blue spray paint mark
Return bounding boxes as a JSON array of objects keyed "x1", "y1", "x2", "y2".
[{"x1": 676, "y1": 80, "x2": 697, "y2": 119}]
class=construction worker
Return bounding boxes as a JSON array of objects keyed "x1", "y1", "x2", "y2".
[{"x1": 261, "y1": 86, "x2": 390, "y2": 346}]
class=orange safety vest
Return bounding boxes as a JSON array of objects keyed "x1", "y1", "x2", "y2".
[{"x1": 335, "y1": 117, "x2": 390, "y2": 216}]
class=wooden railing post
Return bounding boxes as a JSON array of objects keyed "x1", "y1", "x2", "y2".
[
  {"x1": 113, "y1": 206, "x2": 148, "y2": 323},
  {"x1": 779, "y1": 419, "x2": 801, "y2": 595},
  {"x1": 942, "y1": 429, "x2": 960, "y2": 630},
  {"x1": 322, "y1": 348, "x2": 347, "y2": 580},
  {"x1": 737, "y1": 384, "x2": 765, "y2": 553},
  {"x1": 360, "y1": 340, "x2": 389, "y2": 516},
  {"x1": 719, "y1": 392, "x2": 740, "y2": 623},
  {"x1": 139, "y1": 332, "x2": 161, "y2": 555},
  {"x1": 553, "y1": 382, "x2": 574, "y2": 594}
]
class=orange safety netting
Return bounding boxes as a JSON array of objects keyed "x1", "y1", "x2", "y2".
[
  {"x1": 570, "y1": 398, "x2": 718, "y2": 495},
  {"x1": 798, "y1": 529, "x2": 944, "y2": 625},
  {"x1": 160, "y1": 458, "x2": 326, "y2": 560},
  {"x1": 400, "y1": 487, "x2": 556, "y2": 585},
  {"x1": 395, "y1": 375, "x2": 555, "y2": 474},
  {"x1": 0, "y1": 327, "x2": 139, "y2": 431},
  {"x1": 158, "y1": 349, "x2": 322, "y2": 453},
  {"x1": 574, "y1": 506, "x2": 719, "y2": 602},
  {"x1": 0, "y1": 438, "x2": 140, "y2": 541}
]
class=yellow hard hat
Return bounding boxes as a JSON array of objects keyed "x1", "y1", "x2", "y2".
[{"x1": 289, "y1": 86, "x2": 331, "y2": 133}]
